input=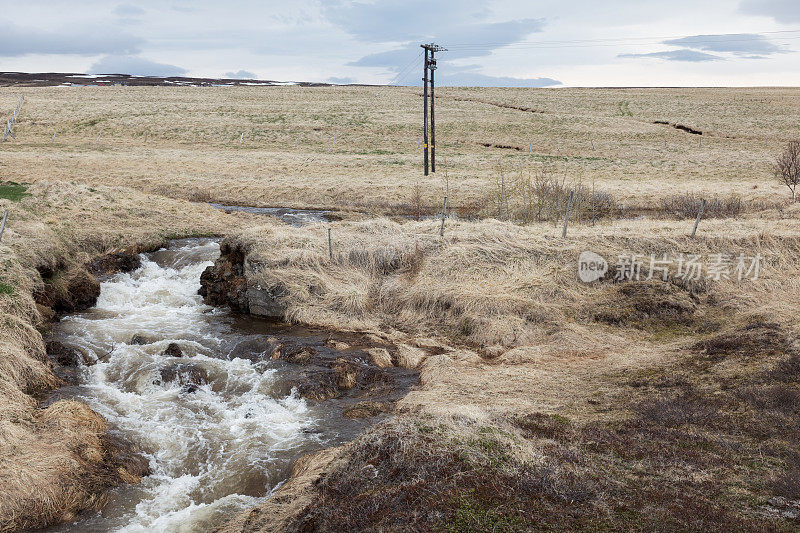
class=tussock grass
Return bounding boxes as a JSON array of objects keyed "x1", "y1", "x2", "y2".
[
  {"x1": 287, "y1": 396, "x2": 798, "y2": 531},
  {"x1": 230, "y1": 214, "x2": 800, "y2": 350},
  {"x1": 262, "y1": 311, "x2": 800, "y2": 531}
]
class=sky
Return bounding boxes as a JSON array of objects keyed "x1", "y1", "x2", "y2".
[{"x1": 1, "y1": 0, "x2": 799, "y2": 86}]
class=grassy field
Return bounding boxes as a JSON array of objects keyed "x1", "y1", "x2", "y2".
[
  {"x1": 2, "y1": 85, "x2": 800, "y2": 531},
  {"x1": 1, "y1": 86, "x2": 799, "y2": 217}
]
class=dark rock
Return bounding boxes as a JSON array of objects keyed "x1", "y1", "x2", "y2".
[
  {"x1": 89, "y1": 252, "x2": 142, "y2": 277},
  {"x1": 247, "y1": 284, "x2": 288, "y2": 318},
  {"x1": 274, "y1": 346, "x2": 315, "y2": 365},
  {"x1": 296, "y1": 373, "x2": 340, "y2": 401},
  {"x1": 162, "y1": 343, "x2": 183, "y2": 357},
  {"x1": 157, "y1": 363, "x2": 209, "y2": 392},
  {"x1": 287, "y1": 350, "x2": 401, "y2": 402},
  {"x1": 67, "y1": 270, "x2": 101, "y2": 311},
  {"x1": 130, "y1": 334, "x2": 154, "y2": 346},
  {"x1": 46, "y1": 340, "x2": 84, "y2": 367},
  {"x1": 34, "y1": 267, "x2": 101, "y2": 317},
  {"x1": 198, "y1": 241, "x2": 287, "y2": 317},
  {"x1": 333, "y1": 358, "x2": 360, "y2": 390}
]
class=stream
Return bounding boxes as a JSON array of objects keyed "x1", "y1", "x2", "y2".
[
  {"x1": 208, "y1": 204, "x2": 331, "y2": 226},
  {"x1": 42, "y1": 238, "x2": 371, "y2": 532}
]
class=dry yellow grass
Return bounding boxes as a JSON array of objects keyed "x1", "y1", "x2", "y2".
[
  {"x1": 1, "y1": 86, "x2": 799, "y2": 216},
  {"x1": 2, "y1": 84, "x2": 800, "y2": 530},
  {"x1": 217, "y1": 207, "x2": 800, "y2": 417},
  {"x1": 217, "y1": 210, "x2": 800, "y2": 531}
]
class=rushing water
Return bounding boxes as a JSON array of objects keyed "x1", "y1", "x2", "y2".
[
  {"x1": 44, "y1": 239, "x2": 360, "y2": 532},
  {"x1": 207, "y1": 204, "x2": 330, "y2": 226}
]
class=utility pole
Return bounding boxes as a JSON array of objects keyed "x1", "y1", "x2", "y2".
[
  {"x1": 430, "y1": 53, "x2": 436, "y2": 173},
  {"x1": 421, "y1": 43, "x2": 446, "y2": 175},
  {"x1": 422, "y1": 46, "x2": 429, "y2": 176}
]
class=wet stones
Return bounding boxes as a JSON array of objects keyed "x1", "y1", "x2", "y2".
[
  {"x1": 162, "y1": 342, "x2": 184, "y2": 357},
  {"x1": 344, "y1": 401, "x2": 393, "y2": 419},
  {"x1": 247, "y1": 283, "x2": 288, "y2": 318},
  {"x1": 130, "y1": 334, "x2": 155, "y2": 345},
  {"x1": 199, "y1": 241, "x2": 247, "y2": 311},
  {"x1": 157, "y1": 363, "x2": 209, "y2": 393},
  {"x1": 46, "y1": 340, "x2": 85, "y2": 367},
  {"x1": 198, "y1": 241, "x2": 287, "y2": 318},
  {"x1": 289, "y1": 353, "x2": 400, "y2": 402},
  {"x1": 45, "y1": 340, "x2": 88, "y2": 385},
  {"x1": 66, "y1": 270, "x2": 101, "y2": 311},
  {"x1": 334, "y1": 358, "x2": 360, "y2": 390},
  {"x1": 34, "y1": 267, "x2": 101, "y2": 317},
  {"x1": 89, "y1": 252, "x2": 142, "y2": 277}
]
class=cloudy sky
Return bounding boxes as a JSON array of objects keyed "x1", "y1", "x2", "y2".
[{"x1": 1, "y1": 0, "x2": 799, "y2": 86}]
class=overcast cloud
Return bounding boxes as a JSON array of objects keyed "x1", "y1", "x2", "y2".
[{"x1": 0, "y1": 0, "x2": 798, "y2": 86}]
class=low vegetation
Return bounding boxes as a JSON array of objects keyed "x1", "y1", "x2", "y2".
[
  {"x1": 660, "y1": 192, "x2": 745, "y2": 219},
  {"x1": 221, "y1": 214, "x2": 800, "y2": 349},
  {"x1": 0, "y1": 181, "x2": 28, "y2": 202},
  {"x1": 775, "y1": 140, "x2": 800, "y2": 202},
  {"x1": 1, "y1": 85, "x2": 799, "y2": 531}
]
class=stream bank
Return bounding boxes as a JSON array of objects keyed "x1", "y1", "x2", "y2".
[{"x1": 44, "y1": 238, "x2": 417, "y2": 531}]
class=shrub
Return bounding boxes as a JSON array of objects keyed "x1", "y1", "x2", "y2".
[
  {"x1": 774, "y1": 140, "x2": 800, "y2": 202},
  {"x1": 495, "y1": 165, "x2": 618, "y2": 224},
  {"x1": 661, "y1": 193, "x2": 743, "y2": 219}
]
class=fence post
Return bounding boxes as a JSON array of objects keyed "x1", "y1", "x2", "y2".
[
  {"x1": 52, "y1": 131, "x2": 56, "y2": 143},
  {"x1": 328, "y1": 228, "x2": 333, "y2": 260},
  {"x1": 562, "y1": 191, "x2": 575, "y2": 238},
  {"x1": 691, "y1": 199, "x2": 706, "y2": 238},
  {"x1": 439, "y1": 196, "x2": 448, "y2": 237},
  {"x1": 0, "y1": 210, "x2": 8, "y2": 242}
]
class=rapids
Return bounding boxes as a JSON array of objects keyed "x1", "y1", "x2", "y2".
[{"x1": 45, "y1": 239, "x2": 339, "y2": 532}]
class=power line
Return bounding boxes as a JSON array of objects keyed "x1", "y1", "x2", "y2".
[
  {"x1": 443, "y1": 29, "x2": 800, "y2": 50},
  {"x1": 390, "y1": 51, "x2": 424, "y2": 86},
  {"x1": 445, "y1": 37, "x2": 800, "y2": 52}
]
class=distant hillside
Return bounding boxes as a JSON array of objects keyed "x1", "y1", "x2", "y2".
[{"x1": 0, "y1": 72, "x2": 333, "y2": 87}]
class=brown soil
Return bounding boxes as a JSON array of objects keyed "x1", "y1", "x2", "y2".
[
  {"x1": 451, "y1": 95, "x2": 545, "y2": 114},
  {"x1": 478, "y1": 141, "x2": 525, "y2": 151},
  {"x1": 653, "y1": 120, "x2": 703, "y2": 135}
]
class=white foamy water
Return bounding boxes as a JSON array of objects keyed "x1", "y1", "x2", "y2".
[{"x1": 49, "y1": 239, "x2": 320, "y2": 532}]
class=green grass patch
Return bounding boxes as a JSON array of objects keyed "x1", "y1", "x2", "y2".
[
  {"x1": 0, "y1": 281, "x2": 15, "y2": 296},
  {"x1": 444, "y1": 492, "x2": 524, "y2": 532},
  {"x1": 0, "y1": 181, "x2": 29, "y2": 202}
]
